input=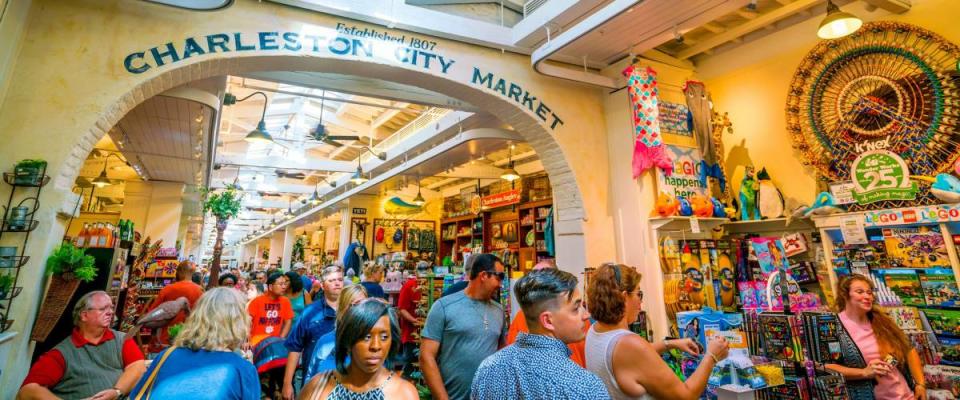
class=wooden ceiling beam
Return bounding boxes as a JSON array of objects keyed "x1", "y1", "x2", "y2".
[
  {"x1": 675, "y1": 0, "x2": 820, "y2": 59},
  {"x1": 702, "y1": 22, "x2": 726, "y2": 33}
]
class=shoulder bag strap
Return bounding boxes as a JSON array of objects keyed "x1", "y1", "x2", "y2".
[
  {"x1": 130, "y1": 346, "x2": 177, "y2": 400},
  {"x1": 309, "y1": 372, "x2": 333, "y2": 400}
]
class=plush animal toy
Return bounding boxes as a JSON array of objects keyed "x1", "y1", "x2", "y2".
[
  {"x1": 125, "y1": 297, "x2": 190, "y2": 347},
  {"x1": 690, "y1": 195, "x2": 714, "y2": 218},
  {"x1": 789, "y1": 192, "x2": 845, "y2": 222},
  {"x1": 915, "y1": 174, "x2": 960, "y2": 203},
  {"x1": 653, "y1": 193, "x2": 680, "y2": 217},
  {"x1": 711, "y1": 197, "x2": 727, "y2": 218},
  {"x1": 677, "y1": 196, "x2": 694, "y2": 216},
  {"x1": 739, "y1": 166, "x2": 761, "y2": 221},
  {"x1": 756, "y1": 168, "x2": 785, "y2": 219}
]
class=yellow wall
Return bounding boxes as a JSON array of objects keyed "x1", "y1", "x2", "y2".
[{"x1": 697, "y1": 0, "x2": 960, "y2": 203}]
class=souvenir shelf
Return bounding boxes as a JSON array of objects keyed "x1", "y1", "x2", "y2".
[
  {"x1": 439, "y1": 214, "x2": 484, "y2": 264},
  {"x1": 0, "y1": 165, "x2": 49, "y2": 332},
  {"x1": 518, "y1": 199, "x2": 553, "y2": 271}
]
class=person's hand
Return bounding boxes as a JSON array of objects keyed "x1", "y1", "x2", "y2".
[
  {"x1": 669, "y1": 338, "x2": 701, "y2": 355},
  {"x1": 705, "y1": 336, "x2": 730, "y2": 362},
  {"x1": 282, "y1": 382, "x2": 295, "y2": 400},
  {"x1": 414, "y1": 318, "x2": 424, "y2": 327},
  {"x1": 89, "y1": 388, "x2": 120, "y2": 400},
  {"x1": 864, "y1": 359, "x2": 891, "y2": 379},
  {"x1": 310, "y1": 284, "x2": 321, "y2": 295},
  {"x1": 914, "y1": 385, "x2": 926, "y2": 400}
]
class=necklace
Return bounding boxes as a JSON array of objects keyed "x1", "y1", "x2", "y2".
[{"x1": 476, "y1": 300, "x2": 489, "y2": 331}]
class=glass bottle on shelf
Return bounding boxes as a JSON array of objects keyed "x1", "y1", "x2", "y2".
[{"x1": 75, "y1": 223, "x2": 88, "y2": 248}]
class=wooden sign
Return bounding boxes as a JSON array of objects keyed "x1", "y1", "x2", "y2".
[{"x1": 352, "y1": 208, "x2": 367, "y2": 215}]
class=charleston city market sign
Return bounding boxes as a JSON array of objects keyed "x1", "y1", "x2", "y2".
[{"x1": 122, "y1": 22, "x2": 565, "y2": 131}]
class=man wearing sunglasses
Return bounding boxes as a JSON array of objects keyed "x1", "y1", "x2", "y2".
[{"x1": 421, "y1": 253, "x2": 507, "y2": 400}]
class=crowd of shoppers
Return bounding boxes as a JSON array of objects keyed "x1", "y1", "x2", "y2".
[{"x1": 17, "y1": 254, "x2": 930, "y2": 400}]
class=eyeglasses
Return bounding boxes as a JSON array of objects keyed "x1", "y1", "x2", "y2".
[
  {"x1": 486, "y1": 271, "x2": 506, "y2": 281},
  {"x1": 272, "y1": 280, "x2": 290, "y2": 287},
  {"x1": 637, "y1": 290, "x2": 644, "y2": 301},
  {"x1": 86, "y1": 305, "x2": 114, "y2": 313}
]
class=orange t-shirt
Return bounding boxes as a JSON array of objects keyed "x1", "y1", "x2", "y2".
[
  {"x1": 506, "y1": 309, "x2": 590, "y2": 367},
  {"x1": 248, "y1": 294, "x2": 294, "y2": 346},
  {"x1": 148, "y1": 280, "x2": 203, "y2": 349}
]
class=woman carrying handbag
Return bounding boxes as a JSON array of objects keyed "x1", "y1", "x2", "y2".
[{"x1": 129, "y1": 288, "x2": 260, "y2": 399}]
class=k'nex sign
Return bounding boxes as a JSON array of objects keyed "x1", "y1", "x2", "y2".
[{"x1": 121, "y1": 23, "x2": 564, "y2": 130}]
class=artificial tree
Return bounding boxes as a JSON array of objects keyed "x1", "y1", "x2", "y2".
[{"x1": 201, "y1": 184, "x2": 242, "y2": 290}]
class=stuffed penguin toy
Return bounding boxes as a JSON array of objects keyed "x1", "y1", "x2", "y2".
[{"x1": 756, "y1": 168, "x2": 785, "y2": 219}]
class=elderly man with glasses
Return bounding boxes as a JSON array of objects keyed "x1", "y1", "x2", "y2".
[{"x1": 18, "y1": 291, "x2": 146, "y2": 400}]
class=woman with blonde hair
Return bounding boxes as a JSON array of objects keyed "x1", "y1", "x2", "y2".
[
  {"x1": 360, "y1": 262, "x2": 387, "y2": 300},
  {"x1": 585, "y1": 263, "x2": 729, "y2": 400},
  {"x1": 129, "y1": 287, "x2": 260, "y2": 399},
  {"x1": 826, "y1": 274, "x2": 925, "y2": 400}
]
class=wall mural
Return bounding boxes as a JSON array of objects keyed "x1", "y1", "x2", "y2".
[{"x1": 786, "y1": 21, "x2": 960, "y2": 209}]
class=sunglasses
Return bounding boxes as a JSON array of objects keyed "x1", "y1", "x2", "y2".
[{"x1": 485, "y1": 270, "x2": 506, "y2": 281}]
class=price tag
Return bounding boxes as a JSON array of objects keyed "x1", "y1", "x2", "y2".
[
  {"x1": 829, "y1": 181, "x2": 856, "y2": 205},
  {"x1": 840, "y1": 215, "x2": 868, "y2": 245},
  {"x1": 689, "y1": 217, "x2": 701, "y2": 234},
  {"x1": 850, "y1": 150, "x2": 917, "y2": 204}
]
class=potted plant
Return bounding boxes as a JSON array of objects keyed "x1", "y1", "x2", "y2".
[
  {"x1": 14, "y1": 159, "x2": 47, "y2": 185},
  {"x1": 202, "y1": 184, "x2": 243, "y2": 289},
  {"x1": 0, "y1": 273, "x2": 13, "y2": 300},
  {"x1": 31, "y1": 243, "x2": 98, "y2": 341}
]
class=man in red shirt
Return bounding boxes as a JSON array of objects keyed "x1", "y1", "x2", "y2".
[
  {"x1": 146, "y1": 260, "x2": 203, "y2": 351},
  {"x1": 19, "y1": 291, "x2": 146, "y2": 400},
  {"x1": 396, "y1": 270, "x2": 422, "y2": 374}
]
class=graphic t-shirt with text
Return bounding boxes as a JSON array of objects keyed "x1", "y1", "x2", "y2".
[{"x1": 248, "y1": 295, "x2": 294, "y2": 346}]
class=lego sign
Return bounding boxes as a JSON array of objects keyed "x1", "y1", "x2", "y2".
[{"x1": 864, "y1": 204, "x2": 960, "y2": 226}]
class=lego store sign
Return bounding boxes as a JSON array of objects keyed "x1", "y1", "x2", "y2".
[{"x1": 864, "y1": 204, "x2": 960, "y2": 226}]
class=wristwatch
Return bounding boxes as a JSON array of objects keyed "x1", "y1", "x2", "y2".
[{"x1": 112, "y1": 387, "x2": 123, "y2": 398}]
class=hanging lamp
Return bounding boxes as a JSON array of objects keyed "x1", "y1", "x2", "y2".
[
  {"x1": 412, "y1": 176, "x2": 426, "y2": 206},
  {"x1": 500, "y1": 146, "x2": 521, "y2": 182},
  {"x1": 224, "y1": 91, "x2": 274, "y2": 144},
  {"x1": 350, "y1": 158, "x2": 368, "y2": 185},
  {"x1": 817, "y1": 0, "x2": 862, "y2": 39},
  {"x1": 309, "y1": 183, "x2": 322, "y2": 205}
]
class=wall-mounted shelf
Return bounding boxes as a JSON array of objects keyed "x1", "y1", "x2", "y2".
[
  {"x1": 649, "y1": 216, "x2": 729, "y2": 232},
  {"x1": 723, "y1": 217, "x2": 815, "y2": 235}
]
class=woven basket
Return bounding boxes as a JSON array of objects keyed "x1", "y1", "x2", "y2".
[{"x1": 30, "y1": 275, "x2": 81, "y2": 342}]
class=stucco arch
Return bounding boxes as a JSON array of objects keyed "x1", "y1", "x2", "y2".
[{"x1": 56, "y1": 54, "x2": 586, "y2": 255}]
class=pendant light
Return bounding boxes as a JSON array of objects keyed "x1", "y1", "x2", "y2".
[
  {"x1": 309, "y1": 183, "x2": 322, "y2": 205},
  {"x1": 500, "y1": 146, "x2": 520, "y2": 182},
  {"x1": 412, "y1": 176, "x2": 426, "y2": 206},
  {"x1": 285, "y1": 199, "x2": 294, "y2": 216},
  {"x1": 92, "y1": 168, "x2": 112, "y2": 188},
  {"x1": 350, "y1": 158, "x2": 368, "y2": 185},
  {"x1": 817, "y1": 0, "x2": 862, "y2": 39},
  {"x1": 224, "y1": 92, "x2": 274, "y2": 144}
]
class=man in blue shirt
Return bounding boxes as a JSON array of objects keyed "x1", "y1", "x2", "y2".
[
  {"x1": 471, "y1": 268, "x2": 610, "y2": 400},
  {"x1": 281, "y1": 265, "x2": 343, "y2": 399}
]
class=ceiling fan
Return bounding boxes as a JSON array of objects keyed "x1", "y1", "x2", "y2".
[
  {"x1": 307, "y1": 90, "x2": 360, "y2": 147},
  {"x1": 274, "y1": 169, "x2": 307, "y2": 180}
]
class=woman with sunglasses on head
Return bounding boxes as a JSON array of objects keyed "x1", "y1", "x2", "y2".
[
  {"x1": 825, "y1": 275, "x2": 925, "y2": 400},
  {"x1": 299, "y1": 299, "x2": 417, "y2": 400},
  {"x1": 586, "y1": 263, "x2": 729, "y2": 400}
]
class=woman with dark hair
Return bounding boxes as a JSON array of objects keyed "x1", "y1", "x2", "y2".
[
  {"x1": 286, "y1": 271, "x2": 312, "y2": 328},
  {"x1": 825, "y1": 274, "x2": 925, "y2": 400},
  {"x1": 298, "y1": 299, "x2": 418, "y2": 400},
  {"x1": 585, "y1": 263, "x2": 728, "y2": 400},
  {"x1": 220, "y1": 273, "x2": 239, "y2": 287}
]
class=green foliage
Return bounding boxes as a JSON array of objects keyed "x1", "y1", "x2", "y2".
[
  {"x1": 168, "y1": 323, "x2": 184, "y2": 341},
  {"x1": 46, "y1": 243, "x2": 98, "y2": 282},
  {"x1": 201, "y1": 184, "x2": 243, "y2": 221},
  {"x1": 0, "y1": 273, "x2": 13, "y2": 292},
  {"x1": 15, "y1": 159, "x2": 47, "y2": 169},
  {"x1": 292, "y1": 235, "x2": 305, "y2": 263}
]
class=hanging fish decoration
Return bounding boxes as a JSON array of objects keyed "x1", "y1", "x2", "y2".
[{"x1": 383, "y1": 196, "x2": 424, "y2": 215}]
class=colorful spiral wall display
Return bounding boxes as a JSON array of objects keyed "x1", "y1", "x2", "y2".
[{"x1": 786, "y1": 22, "x2": 960, "y2": 208}]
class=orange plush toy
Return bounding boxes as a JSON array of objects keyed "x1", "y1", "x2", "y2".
[
  {"x1": 653, "y1": 193, "x2": 680, "y2": 217},
  {"x1": 690, "y1": 194, "x2": 714, "y2": 218}
]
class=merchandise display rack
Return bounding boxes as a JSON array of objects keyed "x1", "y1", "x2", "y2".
[{"x1": 0, "y1": 165, "x2": 48, "y2": 332}]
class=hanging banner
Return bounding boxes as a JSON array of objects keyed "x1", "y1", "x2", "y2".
[
  {"x1": 482, "y1": 189, "x2": 521, "y2": 209},
  {"x1": 656, "y1": 144, "x2": 707, "y2": 199},
  {"x1": 850, "y1": 150, "x2": 918, "y2": 204}
]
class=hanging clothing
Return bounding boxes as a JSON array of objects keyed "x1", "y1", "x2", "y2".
[
  {"x1": 624, "y1": 65, "x2": 672, "y2": 178},
  {"x1": 545, "y1": 206, "x2": 555, "y2": 256},
  {"x1": 684, "y1": 80, "x2": 724, "y2": 191},
  {"x1": 420, "y1": 230, "x2": 437, "y2": 252},
  {"x1": 342, "y1": 242, "x2": 368, "y2": 277}
]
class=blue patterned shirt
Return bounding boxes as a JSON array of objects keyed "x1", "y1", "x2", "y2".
[{"x1": 471, "y1": 333, "x2": 610, "y2": 400}]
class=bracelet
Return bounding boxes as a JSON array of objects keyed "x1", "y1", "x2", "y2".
[
  {"x1": 706, "y1": 351, "x2": 720, "y2": 363},
  {"x1": 664, "y1": 339, "x2": 673, "y2": 350},
  {"x1": 916, "y1": 383, "x2": 926, "y2": 388}
]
